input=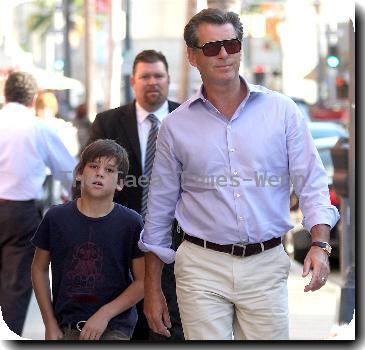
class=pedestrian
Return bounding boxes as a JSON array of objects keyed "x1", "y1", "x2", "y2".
[
  {"x1": 31, "y1": 139, "x2": 145, "y2": 340},
  {"x1": 35, "y1": 91, "x2": 79, "y2": 157},
  {"x1": 35, "y1": 91, "x2": 79, "y2": 210},
  {"x1": 139, "y1": 8, "x2": 340, "y2": 340},
  {"x1": 0, "y1": 71, "x2": 76, "y2": 336},
  {"x1": 88, "y1": 50, "x2": 184, "y2": 341},
  {"x1": 72, "y1": 103, "x2": 91, "y2": 153}
]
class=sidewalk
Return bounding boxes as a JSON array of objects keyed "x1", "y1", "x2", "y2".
[
  {"x1": 288, "y1": 259, "x2": 341, "y2": 340},
  {"x1": 21, "y1": 258, "x2": 341, "y2": 340}
]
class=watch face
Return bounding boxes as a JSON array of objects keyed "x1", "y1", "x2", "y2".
[{"x1": 325, "y1": 243, "x2": 332, "y2": 254}]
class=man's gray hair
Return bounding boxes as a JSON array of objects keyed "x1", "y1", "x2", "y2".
[{"x1": 184, "y1": 8, "x2": 243, "y2": 48}]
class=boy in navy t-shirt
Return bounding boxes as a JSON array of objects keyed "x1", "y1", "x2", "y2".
[{"x1": 31, "y1": 139, "x2": 144, "y2": 340}]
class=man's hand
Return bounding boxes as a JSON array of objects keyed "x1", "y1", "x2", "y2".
[
  {"x1": 144, "y1": 285, "x2": 171, "y2": 337},
  {"x1": 302, "y1": 246, "x2": 330, "y2": 292},
  {"x1": 45, "y1": 323, "x2": 63, "y2": 340},
  {"x1": 79, "y1": 310, "x2": 109, "y2": 340}
]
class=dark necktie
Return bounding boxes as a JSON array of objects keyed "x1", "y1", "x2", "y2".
[{"x1": 141, "y1": 114, "x2": 159, "y2": 218}]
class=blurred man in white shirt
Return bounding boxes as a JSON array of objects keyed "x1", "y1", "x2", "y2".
[{"x1": 0, "y1": 72, "x2": 76, "y2": 336}]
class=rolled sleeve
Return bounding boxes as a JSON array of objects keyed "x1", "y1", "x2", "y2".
[
  {"x1": 302, "y1": 205, "x2": 340, "y2": 233},
  {"x1": 138, "y1": 229, "x2": 176, "y2": 264},
  {"x1": 286, "y1": 100, "x2": 340, "y2": 233}
]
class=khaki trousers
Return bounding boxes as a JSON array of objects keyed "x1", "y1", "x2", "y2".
[{"x1": 174, "y1": 240, "x2": 291, "y2": 340}]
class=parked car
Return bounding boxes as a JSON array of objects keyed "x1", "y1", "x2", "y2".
[
  {"x1": 308, "y1": 121, "x2": 347, "y2": 140},
  {"x1": 311, "y1": 106, "x2": 348, "y2": 125},
  {"x1": 291, "y1": 97, "x2": 312, "y2": 122},
  {"x1": 285, "y1": 121, "x2": 348, "y2": 263}
]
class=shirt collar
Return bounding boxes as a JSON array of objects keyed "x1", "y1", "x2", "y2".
[
  {"x1": 188, "y1": 76, "x2": 269, "y2": 107},
  {"x1": 0, "y1": 102, "x2": 35, "y2": 116},
  {"x1": 136, "y1": 100, "x2": 169, "y2": 124},
  {"x1": 3, "y1": 102, "x2": 32, "y2": 111}
]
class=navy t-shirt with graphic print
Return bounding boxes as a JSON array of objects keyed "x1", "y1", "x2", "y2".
[{"x1": 31, "y1": 200, "x2": 144, "y2": 337}]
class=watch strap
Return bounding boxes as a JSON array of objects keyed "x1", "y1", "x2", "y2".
[{"x1": 311, "y1": 241, "x2": 331, "y2": 256}]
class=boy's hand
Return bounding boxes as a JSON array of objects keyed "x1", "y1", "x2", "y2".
[
  {"x1": 45, "y1": 324, "x2": 63, "y2": 340},
  {"x1": 79, "y1": 310, "x2": 110, "y2": 340}
]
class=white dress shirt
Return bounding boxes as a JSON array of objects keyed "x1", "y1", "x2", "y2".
[
  {"x1": 0, "y1": 103, "x2": 77, "y2": 200},
  {"x1": 139, "y1": 78, "x2": 340, "y2": 264},
  {"x1": 135, "y1": 101, "x2": 169, "y2": 173}
]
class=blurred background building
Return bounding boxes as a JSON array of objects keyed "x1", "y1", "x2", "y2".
[{"x1": 0, "y1": 0, "x2": 354, "y2": 120}]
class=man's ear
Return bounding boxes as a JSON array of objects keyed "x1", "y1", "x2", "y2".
[
  {"x1": 130, "y1": 74, "x2": 135, "y2": 89},
  {"x1": 29, "y1": 93, "x2": 38, "y2": 108},
  {"x1": 187, "y1": 47, "x2": 197, "y2": 68}
]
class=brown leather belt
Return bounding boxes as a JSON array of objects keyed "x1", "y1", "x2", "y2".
[
  {"x1": 60, "y1": 321, "x2": 86, "y2": 331},
  {"x1": 183, "y1": 232, "x2": 281, "y2": 257}
]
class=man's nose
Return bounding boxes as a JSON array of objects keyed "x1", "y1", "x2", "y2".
[
  {"x1": 147, "y1": 76, "x2": 158, "y2": 84},
  {"x1": 217, "y1": 45, "x2": 228, "y2": 58}
]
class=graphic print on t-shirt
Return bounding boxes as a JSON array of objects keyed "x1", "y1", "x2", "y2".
[{"x1": 66, "y1": 227, "x2": 104, "y2": 302}]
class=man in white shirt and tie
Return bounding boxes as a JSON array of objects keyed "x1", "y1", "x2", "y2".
[
  {"x1": 88, "y1": 50, "x2": 183, "y2": 341},
  {"x1": 0, "y1": 72, "x2": 76, "y2": 336}
]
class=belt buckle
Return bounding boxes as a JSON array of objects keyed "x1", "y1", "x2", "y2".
[
  {"x1": 231, "y1": 243, "x2": 246, "y2": 256},
  {"x1": 260, "y1": 242, "x2": 265, "y2": 253},
  {"x1": 76, "y1": 320, "x2": 86, "y2": 332}
]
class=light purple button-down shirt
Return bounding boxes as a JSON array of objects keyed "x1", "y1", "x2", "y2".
[{"x1": 138, "y1": 79, "x2": 340, "y2": 264}]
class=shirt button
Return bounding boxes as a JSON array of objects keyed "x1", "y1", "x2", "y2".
[
  {"x1": 235, "y1": 193, "x2": 241, "y2": 198},
  {"x1": 239, "y1": 216, "x2": 244, "y2": 221},
  {"x1": 230, "y1": 148, "x2": 236, "y2": 152},
  {"x1": 227, "y1": 125, "x2": 232, "y2": 130},
  {"x1": 233, "y1": 170, "x2": 238, "y2": 176}
]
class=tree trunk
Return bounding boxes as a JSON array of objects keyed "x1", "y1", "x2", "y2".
[
  {"x1": 105, "y1": 0, "x2": 122, "y2": 110},
  {"x1": 177, "y1": 0, "x2": 196, "y2": 103}
]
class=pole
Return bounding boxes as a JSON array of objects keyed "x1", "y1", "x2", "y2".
[
  {"x1": 338, "y1": 19, "x2": 355, "y2": 325},
  {"x1": 63, "y1": 0, "x2": 71, "y2": 111},
  {"x1": 84, "y1": 0, "x2": 97, "y2": 121},
  {"x1": 123, "y1": 0, "x2": 132, "y2": 104},
  {"x1": 177, "y1": 0, "x2": 196, "y2": 102},
  {"x1": 106, "y1": 0, "x2": 122, "y2": 109},
  {"x1": 314, "y1": 0, "x2": 324, "y2": 107}
]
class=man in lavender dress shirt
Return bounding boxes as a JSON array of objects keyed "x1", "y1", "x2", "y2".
[{"x1": 139, "y1": 8, "x2": 340, "y2": 340}]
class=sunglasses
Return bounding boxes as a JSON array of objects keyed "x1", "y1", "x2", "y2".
[{"x1": 194, "y1": 38, "x2": 242, "y2": 57}]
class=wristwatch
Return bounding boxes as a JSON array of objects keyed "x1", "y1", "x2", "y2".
[{"x1": 311, "y1": 241, "x2": 332, "y2": 256}]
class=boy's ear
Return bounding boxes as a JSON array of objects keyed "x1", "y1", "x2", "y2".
[
  {"x1": 75, "y1": 171, "x2": 82, "y2": 181},
  {"x1": 116, "y1": 180, "x2": 124, "y2": 192}
]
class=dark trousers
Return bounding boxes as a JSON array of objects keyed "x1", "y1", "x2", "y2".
[
  {"x1": 0, "y1": 200, "x2": 41, "y2": 336},
  {"x1": 131, "y1": 220, "x2": 184, "y2": 341}
]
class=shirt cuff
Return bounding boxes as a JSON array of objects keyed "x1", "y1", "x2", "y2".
[
  {"x1": 138, "y1": 229, "x2": 176, "y2": 264},
  {"x1": 302, "y1": 205, "x2": 340, "y2": 233}
]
